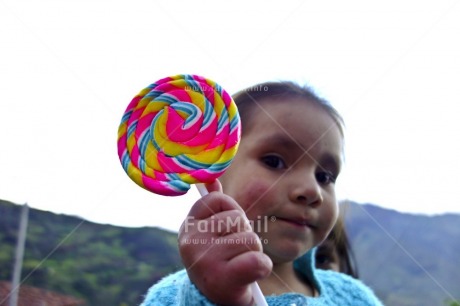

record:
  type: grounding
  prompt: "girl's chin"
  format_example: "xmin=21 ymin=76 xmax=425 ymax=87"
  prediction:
xmin=264 ymin=243 xmax=311 ymax=263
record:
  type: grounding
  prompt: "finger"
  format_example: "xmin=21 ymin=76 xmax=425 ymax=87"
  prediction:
xmin=226 ymin=251 xmax=273 ymax=285
xmin=188 ymin=191 xmax=246 ymax=221
xmin=214 ymin=231 xmax=264 ymax=260
xmin=205 ymin=179 xmax=223 ymax=193
xmin=208 ymin=210 xmax=253 ymax=235
xmin=179 ymin=210 xmax=252 ymax=248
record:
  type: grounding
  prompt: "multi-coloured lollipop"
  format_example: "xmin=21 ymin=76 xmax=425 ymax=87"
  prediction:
xmin=117 ymin=74 xmax=240 ymax=196
xmin=117 ymin=74 xmax=267 ymax=306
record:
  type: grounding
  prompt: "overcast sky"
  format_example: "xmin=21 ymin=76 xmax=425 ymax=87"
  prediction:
xmin=1 ymin=0 xmax=459 ymax=232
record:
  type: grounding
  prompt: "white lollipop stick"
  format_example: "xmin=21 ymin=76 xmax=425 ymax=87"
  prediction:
xmin=250 ymin=282 xmax=268 ymax=306
xmin=196 ymin=183 xmax=268 ymax=306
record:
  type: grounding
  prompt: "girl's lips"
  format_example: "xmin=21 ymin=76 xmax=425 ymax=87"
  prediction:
xmin=275 ymin=217 xmax=314 ymax=228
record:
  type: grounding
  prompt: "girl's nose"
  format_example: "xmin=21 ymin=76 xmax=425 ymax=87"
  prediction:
xmin=290 ymin=172 xmax=323 ymax=207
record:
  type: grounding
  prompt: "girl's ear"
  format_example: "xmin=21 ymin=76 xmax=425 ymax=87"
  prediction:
xmin=205 ymin=179 xmax=223 ymax=193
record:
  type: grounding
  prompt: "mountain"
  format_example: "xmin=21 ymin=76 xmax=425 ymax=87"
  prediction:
xmin=1 ymin=199 xmax=459 ymax=305
xmin=342 ymin=201 xmax=460 ymax=306
xmin=0 ymin=199 xmax=181 ymax=305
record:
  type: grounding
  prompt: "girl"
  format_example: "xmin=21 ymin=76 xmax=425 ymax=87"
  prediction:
xmin=141 ymin=81 xmax=383 ymax=305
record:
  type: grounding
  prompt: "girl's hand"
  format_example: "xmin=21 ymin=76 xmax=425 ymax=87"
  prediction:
xmin=178 ymin=181 xmax=272 ymax=305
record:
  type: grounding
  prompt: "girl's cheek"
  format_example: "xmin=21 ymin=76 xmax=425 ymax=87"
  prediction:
xmin=238 ymin=179 xmax=274 ymax=219
xmin=321 ymin=202 xmax=339 ymax=237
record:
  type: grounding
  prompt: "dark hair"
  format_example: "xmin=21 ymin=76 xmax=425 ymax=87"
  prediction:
xmin=326 ymin=216 xmax=359 ymax=278
xmin=232 ymin=81 xmax=345 ymax=137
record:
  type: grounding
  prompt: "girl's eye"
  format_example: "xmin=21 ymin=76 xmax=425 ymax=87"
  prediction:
xmin=261 ymin=155 xmax=286 ymax=169
xmin=316 ymin=171 xmax=336 ymax=185
xmin=315 ymin=253 xmax=333 ymax=265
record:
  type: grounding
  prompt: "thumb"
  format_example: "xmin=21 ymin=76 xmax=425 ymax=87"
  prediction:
xmin=205 ymin=179 xmax=223 ymax=193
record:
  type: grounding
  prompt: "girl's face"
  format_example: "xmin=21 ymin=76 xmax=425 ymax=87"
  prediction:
xmin=220 ymin=97 xmax=343 ymax=264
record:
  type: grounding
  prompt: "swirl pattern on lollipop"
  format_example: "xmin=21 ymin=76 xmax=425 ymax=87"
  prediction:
xmin=117 ymin=75 xmax=241 ymax=196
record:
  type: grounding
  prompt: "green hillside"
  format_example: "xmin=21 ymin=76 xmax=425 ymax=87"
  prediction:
xmin=0 ymin=199 xmax=181 ymax=305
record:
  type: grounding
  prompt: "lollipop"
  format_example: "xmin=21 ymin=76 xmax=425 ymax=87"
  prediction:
xmin=117 ymin=74 xmax=267 ymax=306
xmin=117 ymin=74 xmax=240 ymax=196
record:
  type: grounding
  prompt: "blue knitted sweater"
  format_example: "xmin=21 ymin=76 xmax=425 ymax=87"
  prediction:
xmin=140 ymin=250 xmax=384 ymax=305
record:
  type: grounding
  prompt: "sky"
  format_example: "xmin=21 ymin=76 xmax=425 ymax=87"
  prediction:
xmin=1 ymin=0 xmax=460 ymax=232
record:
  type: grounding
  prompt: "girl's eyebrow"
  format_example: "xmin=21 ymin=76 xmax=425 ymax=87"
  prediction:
xmin=257 ymin=133 xmax=302 ymax=151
